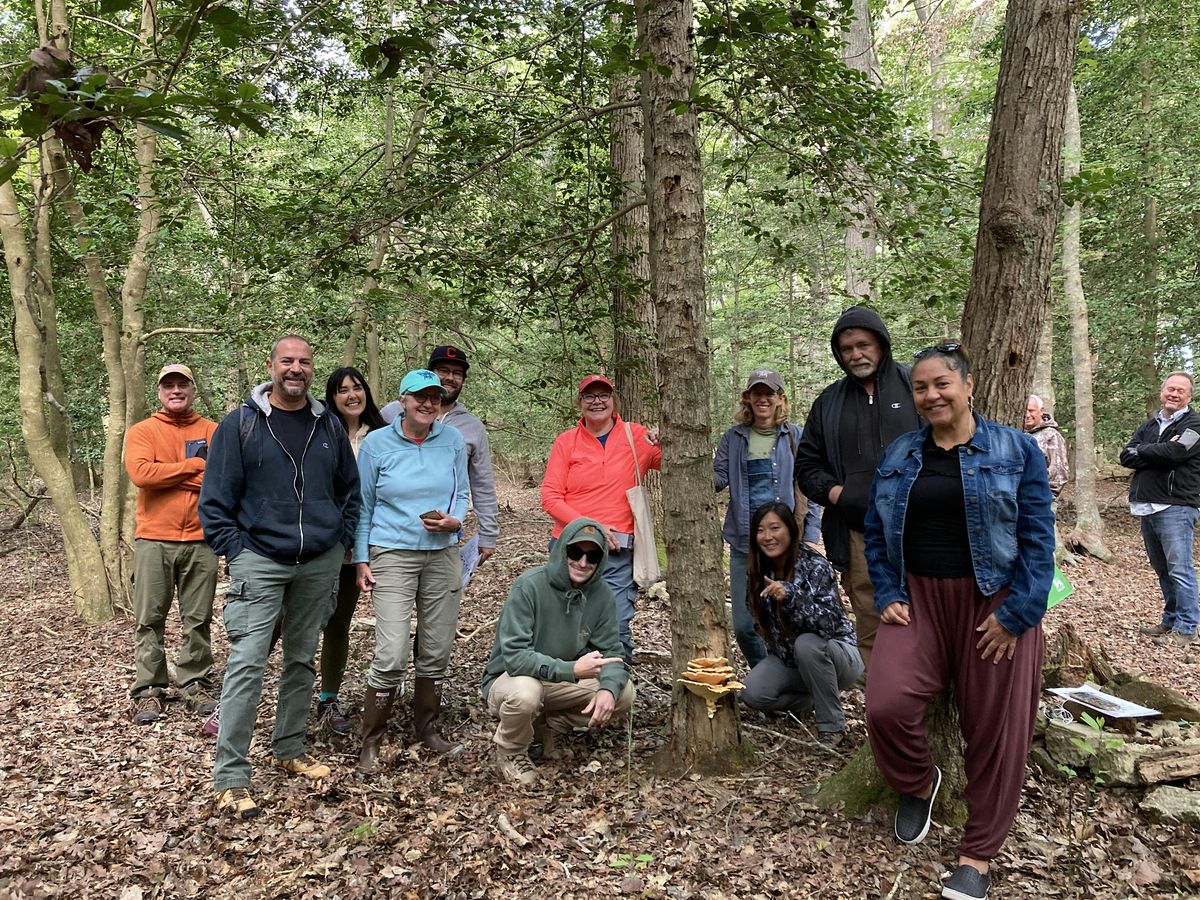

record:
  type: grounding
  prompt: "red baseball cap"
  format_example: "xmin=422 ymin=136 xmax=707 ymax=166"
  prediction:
xmin=577 ymin=374 xmax=614 ymax=394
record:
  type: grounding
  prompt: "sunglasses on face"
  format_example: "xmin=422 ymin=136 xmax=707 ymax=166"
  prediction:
xmin=913 ymin=342 xmax=962 ymax=360
xmin=565 ymin=545 xmax=604 ymax=565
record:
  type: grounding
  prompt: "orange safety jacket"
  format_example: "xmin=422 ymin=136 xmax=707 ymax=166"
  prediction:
xmin=541 ymin=415 xmax=661 ymax=539
xmin=124 ymin=410 xmax=218 ymax=541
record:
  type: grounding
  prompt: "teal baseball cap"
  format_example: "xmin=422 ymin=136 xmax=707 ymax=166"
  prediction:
xmin=399 ymin=369 xmax=448 ymax=397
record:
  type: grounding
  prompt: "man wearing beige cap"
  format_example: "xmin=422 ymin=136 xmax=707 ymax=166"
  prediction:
xmin=124 ymin=363 xmax=219 ymax=725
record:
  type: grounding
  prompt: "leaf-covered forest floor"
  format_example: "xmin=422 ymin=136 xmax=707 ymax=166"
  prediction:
xmin=1 ymin=479 xmax=1198 ymax=899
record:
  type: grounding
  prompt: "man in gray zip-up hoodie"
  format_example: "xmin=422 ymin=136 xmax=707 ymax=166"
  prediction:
xmin=382 ymin=345 xmax=499 ymax=569
xmin=199 ymin=335 xmax=360 ymax=820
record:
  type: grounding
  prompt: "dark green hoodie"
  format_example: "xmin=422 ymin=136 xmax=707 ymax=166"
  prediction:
xmin=481 ymin=517 xmax=629 ymax=702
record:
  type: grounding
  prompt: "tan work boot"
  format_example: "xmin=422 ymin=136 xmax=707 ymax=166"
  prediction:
xmin=272 ymin=752 xmax=331 ymax=779
xmin=496 ymin=747 xmax=539 ymax=788
xmin=357 ymin=686 xmax=397 ymax=776
xmin=533 ymin=720 xmax=573 ymax=762
xmin=215 ymin=787 xmax=260 ymax=819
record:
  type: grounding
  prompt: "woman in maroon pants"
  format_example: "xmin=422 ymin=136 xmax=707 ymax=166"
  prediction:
xmin=862 ymin=344 xmax=1054 ymax=900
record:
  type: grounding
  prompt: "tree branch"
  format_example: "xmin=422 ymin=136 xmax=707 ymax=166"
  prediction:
xmin=139 ymin=326 xmax=220 ymax=343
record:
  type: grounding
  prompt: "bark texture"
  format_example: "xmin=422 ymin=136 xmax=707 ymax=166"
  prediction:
xmin=840 ymin=0 xmax=879 ymax=302
xmin=1061 ymin=83 xmax=1110 ymax=561
xmin=1 ymin=179 xmax=112 ymax=623
xmin=609 ymin=66 xmax=657 ymax=424
xmin=960 ymin=0 xmax=1080 ymax=426
xmin=638 ymin=0 xmax=741 ymax=769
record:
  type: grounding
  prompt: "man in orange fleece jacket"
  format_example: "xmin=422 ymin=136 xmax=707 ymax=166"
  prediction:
xmin=124 ymin=364 xmax=219 ymax=725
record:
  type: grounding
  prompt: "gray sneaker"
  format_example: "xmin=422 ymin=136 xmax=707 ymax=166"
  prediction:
xmin=895 ymin=765 xmax=941 ymax=844
xmin=496 ymin=748 xmax=539 ymax=788
xmin=132 ymin=692 xmax=163 ymax=725
xmin=941 ymin=864 xmax=989 ymax=900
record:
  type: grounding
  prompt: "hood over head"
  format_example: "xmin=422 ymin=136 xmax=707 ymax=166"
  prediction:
xmin=830 ymin=305 xmax=894 ymax=376
xmin=547 ymin=517 xmax=609 ymax=592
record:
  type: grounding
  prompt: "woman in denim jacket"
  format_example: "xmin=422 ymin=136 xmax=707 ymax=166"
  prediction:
xmin=862 ymin=345 xmax=1054 ymax=900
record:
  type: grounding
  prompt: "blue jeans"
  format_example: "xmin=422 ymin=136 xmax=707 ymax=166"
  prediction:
xmin=213 ymin=544 xmax=343 ymax=791
xmin=549 ymin=538 xmax=636 ymax=662
xmin=728 ymin=550 xmax=767 ymax=669
xmin=1140 ymin=506 xmax=1200 ymax=635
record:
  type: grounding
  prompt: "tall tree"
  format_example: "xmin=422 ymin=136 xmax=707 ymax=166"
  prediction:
xmin=841 ymin=0 xmax=880 ymax=302
xmin=1062 ymin=82 xmax=1110 ymax=560
xmin=638 ymin=0 xmax=740 ymax=768
xmin=960 ymin=0 xmax=1081 ymax=424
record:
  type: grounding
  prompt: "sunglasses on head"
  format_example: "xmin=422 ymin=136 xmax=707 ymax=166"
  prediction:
xmin=913 ymin=342 xmax=962 ymax=360
xmin=565 ymin=544 xmax=604 ymax=565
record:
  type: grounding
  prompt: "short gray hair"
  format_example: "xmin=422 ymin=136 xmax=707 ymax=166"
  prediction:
xmin=1163 ymin=371 xmax=1195 ymax=389
xmin=270 ymin=334 xmax=313 ymax=360
xmin=1027 ymin=394 xmax=1044 ymax=411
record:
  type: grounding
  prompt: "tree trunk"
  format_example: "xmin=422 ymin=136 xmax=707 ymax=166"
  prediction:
xmin=0 ymin=179 xmax=113 ymax=623
xmin=1031 ymin=306 xmax=1055 ymax=411
xmin=1061 ymin=83 xmax=1110 ymax=561
xmin=1136 ymin=0 xmax=1159 ymax=413
xmin=638 ymin=0 xmax=742 ymax=771
xmin=960 ymin=0 xmax=1080 ymax=426
xmin=610 ymin=65 xmax=657 ymax=424
xmin=841 ymin=0 xmax=879 ymax=302
xmin=913 ymin=0 xmax=951 ymax=141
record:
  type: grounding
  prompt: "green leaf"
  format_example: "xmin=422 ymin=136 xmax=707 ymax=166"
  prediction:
xmin=140 ymin=118 xmax=188 ymax=142
xmin=206 ymin=7 xmax=240 ymax=26
xmin=0 ymin=158 xmax=18 ymax=187
xmin=17 ymin=108 xmax=46 ymax=138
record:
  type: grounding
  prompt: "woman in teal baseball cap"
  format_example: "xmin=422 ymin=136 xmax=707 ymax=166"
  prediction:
xmin=352 ymin=369 xmax=470 ymax=774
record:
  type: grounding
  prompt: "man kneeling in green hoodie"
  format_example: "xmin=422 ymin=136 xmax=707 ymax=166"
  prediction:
xmin=482 ymin=517 xmax=634 ymax=787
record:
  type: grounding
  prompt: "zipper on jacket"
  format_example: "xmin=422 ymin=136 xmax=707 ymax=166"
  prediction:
xmin=263 ymin=411 xmax=319 ymax=564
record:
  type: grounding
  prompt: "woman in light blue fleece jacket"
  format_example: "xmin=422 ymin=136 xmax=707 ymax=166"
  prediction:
xmin=354 ymin=369 xmax=470 ymax=773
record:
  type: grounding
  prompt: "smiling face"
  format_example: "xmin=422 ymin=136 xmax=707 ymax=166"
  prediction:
xmin=402 ymin=386 xmax=443 ymax=432
xmin=157 ymin=373 xmax=195 ymax=416
xmin=1024 ymin=396 xmax=1042 ymax=430
xmin=432 ymin=362 xmax=467 ymax=405
xmin=334 ymin=374 xmax=366 ymax=422
xmin=1161 ymin=375 xmax=1194 ymax=416
xmin=267 ymin=338 xmax=314 ymax=407
xmin=566 ymin=540 xmax=602 ymax=586
xmin=579 ymin=389 xmax=614 ymax=429
xmin=836 ymin=328 xmax=883 ymax=382
xmin=911 ymin=355 xmax=974 ymax=432
xmin=755 ymin=511 xmax=791 ymax=562
xmin=745 ymin=386 xmax=782 ymax=427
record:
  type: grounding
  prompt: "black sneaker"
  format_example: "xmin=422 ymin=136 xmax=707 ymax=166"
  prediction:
xmin=941 ymin=864 xmax=990 ymax=900
xmin=895 ymin=765 xmax=941 ymax=844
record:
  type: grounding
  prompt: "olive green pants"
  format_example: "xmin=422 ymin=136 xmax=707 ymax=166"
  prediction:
xmin=130 ymin=538 xmax=218 ymax=695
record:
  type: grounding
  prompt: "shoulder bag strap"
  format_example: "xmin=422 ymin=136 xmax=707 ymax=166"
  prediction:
xmin=624 ymin=422 xmax=643 ymax=487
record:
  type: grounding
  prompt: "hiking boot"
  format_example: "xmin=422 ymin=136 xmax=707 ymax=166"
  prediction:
xmin=272 ymin=753 xmax=331 ymax=780
xmin=317 ymin=697 xmax=353 ymax=736
xmin=496 ymin=748 xmax=539 ymax=788
xmin=895 ymin=765 xmax=941 ymax=844
xmin=1152 ymin=630 xmax=1196 ymax=648
xmin=531 ymin=721 xmax=573 ymax=762
xmin=132 ymin=692 xmax=164 ymax=725
xmin=201 ymin=704 xmax=221 ymax=736
xmin=1138 ymin=623 xmax=1170 ymax=637
xmin=817 ymin=730 xmax=845 ymax=747
xmin=182 ymin=681 xmax=219 ymax=716
xmin=941 ymin=864 xmax=990 ymax=900
xmin=215 ymin=787 xmax=260 ymax=820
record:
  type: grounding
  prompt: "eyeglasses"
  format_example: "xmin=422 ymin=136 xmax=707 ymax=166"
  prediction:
xmin=433 ymin=366 xmax=465 ymax=381
xmin=409 ymin=394 xmax=442 ymax=409
xmin=913 ymin=342 xmax=962 ymax=360
xmin=581 ymin=392 xmax=612 ymax=404
xmin=565 ymin=545 xmax=604 ymax=565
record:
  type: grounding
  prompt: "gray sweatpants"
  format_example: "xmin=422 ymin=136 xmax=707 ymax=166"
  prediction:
xmin=740 ymin=633 xmax=863 ymax=733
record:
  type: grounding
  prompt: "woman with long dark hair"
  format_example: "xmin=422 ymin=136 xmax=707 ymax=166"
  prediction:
xmin=864 ymin=344 xmax=1054 ymax=900
xmin=316 ymin=367 xmax=386 ymax=734
xmin=740 ymin=500 xmax=862 ymax=745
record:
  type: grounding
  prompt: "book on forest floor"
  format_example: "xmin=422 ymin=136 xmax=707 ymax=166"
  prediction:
xmin=1047 ymin=683 xmax=1159 ymax=718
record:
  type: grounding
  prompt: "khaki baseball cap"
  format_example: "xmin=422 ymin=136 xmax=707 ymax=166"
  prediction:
xmin=157 ymin=364 xmax=195 ymax=384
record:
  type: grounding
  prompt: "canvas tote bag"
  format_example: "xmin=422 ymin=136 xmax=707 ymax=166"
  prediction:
xmin=624 ymin=423 xmax=661 ymax=588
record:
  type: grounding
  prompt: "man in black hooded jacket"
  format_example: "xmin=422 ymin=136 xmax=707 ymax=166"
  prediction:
xmin=795 ymin=306 xmax=920 ymax=670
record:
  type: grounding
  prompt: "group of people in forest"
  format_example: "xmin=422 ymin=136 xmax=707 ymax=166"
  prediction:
xmin=123 ymin=307 xmax=1200 ymax=900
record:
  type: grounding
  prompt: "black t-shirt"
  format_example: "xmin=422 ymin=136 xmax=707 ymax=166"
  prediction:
xmin=267 ymin=403 xmax=315 ymax=494
xmin=903 ymin=437 xmax=974 ymax=578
